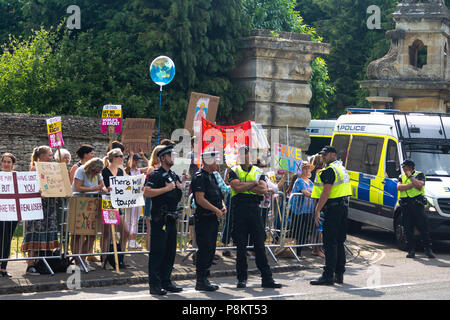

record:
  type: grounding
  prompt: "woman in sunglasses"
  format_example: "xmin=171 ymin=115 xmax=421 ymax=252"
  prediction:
xmin=101 ymin=148 xmax=130 ymax=268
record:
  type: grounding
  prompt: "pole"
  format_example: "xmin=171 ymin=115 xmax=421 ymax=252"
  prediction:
xmin=108 ymin=125 xmax=120 ymax=273
xmin=158 ymin=85 xmax=162 ymax=145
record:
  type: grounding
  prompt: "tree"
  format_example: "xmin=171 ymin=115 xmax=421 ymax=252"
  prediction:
xmin=243 ymin=0 xmax=334 ymax=119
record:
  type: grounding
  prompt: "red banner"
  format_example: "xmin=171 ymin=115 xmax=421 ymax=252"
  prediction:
xmin=197 ymin=118 xmax=252 ymax=166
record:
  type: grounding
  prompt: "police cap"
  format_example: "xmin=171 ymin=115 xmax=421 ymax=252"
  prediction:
xmin=319 ymin=146 xmax=337 ymax=155
xmin=157 ymin=145 xmax=175 ymax=157
xmin=401 ymin=159 xmax=415 ymax=168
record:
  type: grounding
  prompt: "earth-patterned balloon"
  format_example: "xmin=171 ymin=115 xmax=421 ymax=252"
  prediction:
xmin=150 ymin=56 xmax=175 ymax=86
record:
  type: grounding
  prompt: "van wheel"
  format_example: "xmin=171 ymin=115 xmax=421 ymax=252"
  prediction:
xmin=347 ymin=220 xmax=362 ymax=234
xmin=394 ymin=215 xmax=408 ymax=251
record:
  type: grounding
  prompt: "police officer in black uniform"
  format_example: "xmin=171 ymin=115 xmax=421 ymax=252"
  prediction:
xmin=191 ymin=151 xmax=226 ymax=291
xmin=144 ymin=145 xmax=183 ymax=295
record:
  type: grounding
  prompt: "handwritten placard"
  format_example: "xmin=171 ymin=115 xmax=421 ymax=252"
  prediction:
xmin=68 ymin=196 xmax=101 ymax=235
xmin=46 ymin=116 xmax=64 ymax=148
xmin=102 ymin=195 xmax=120 ymax=225
xmin=109 ymin=175 xmax=145 ymax=209
xmin=0 ymin=172 xmax=43 ymax=221
xmin=36 ymin=162 xmax=73 ymax=198
xmin=101 ymin=104 xmax=122 ymax=133
xmin=274 ymin=143 xmax=303 ymax=174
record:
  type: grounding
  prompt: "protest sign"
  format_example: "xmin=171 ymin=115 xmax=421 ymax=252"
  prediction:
xmin=101 ymin=104 xmax=122 ymax=134
xmin=0 ymin=172 xmax=43 ymax=221
xmin=274 ymin=143 xmax=303 ymax=174
xmin=68 ymin=196 xmax=101 ymax=235
xmin=101 ymin=195 xmax=120 ymax=225
xmin=46 ymin=117 xmax=64 ymax=148
xmin=184 ymin=92 xmax=220 ymax=135
xmin=121 ymin=118 xmax=155 ymax=154
xmin=36 ymin=162 xmax=73 ymax=198
xmin=201 ymin=118 xmax=252 ymax=167
xmin=109 ymin=175 xmax=145 ymax=209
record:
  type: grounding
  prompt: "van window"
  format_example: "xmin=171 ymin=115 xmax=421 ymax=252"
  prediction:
xmin=386 ymin=139 xmax=400 ymax=178
xmin=332 ymin=134 xmax=350 ymax=164
xmin=347 ymin=136 xmax=384 ymax=175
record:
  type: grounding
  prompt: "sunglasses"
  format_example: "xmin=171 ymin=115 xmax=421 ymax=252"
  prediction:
xmin=114 ymin=155 xmax=124 ymax=158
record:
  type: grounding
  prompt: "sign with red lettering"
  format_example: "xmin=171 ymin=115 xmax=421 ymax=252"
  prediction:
xmin=0 ymin=172 xmax=43 ymax=221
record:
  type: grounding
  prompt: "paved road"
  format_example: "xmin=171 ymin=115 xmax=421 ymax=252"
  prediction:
xmin=2 ymin=226 xmax=450 ymax=300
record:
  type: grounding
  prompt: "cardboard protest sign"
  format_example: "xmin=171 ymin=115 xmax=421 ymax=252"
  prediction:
xmin=46 ymin=117 xmax=64 ymax=148
xmin=184 ymin=92 xmax=220 ymax=135
xmin=101 ymin=105 xmax=122 ymax=134
xmin=0 ymin=172 xmax=43 ymax=221
xmin=121 ymin=118 xmax=155 ymax=154
xmin=68 ymin=196 xmax=101 ymax=235
xmin=109 ymin=175 xmax=145 ymax=209
xmin=274 ymin=143 xmax=303 ymax=174
xmin=101 ymin=195 xmax=120 ymax=225
xmin=36 ymin=162 xmax=73 ymax=198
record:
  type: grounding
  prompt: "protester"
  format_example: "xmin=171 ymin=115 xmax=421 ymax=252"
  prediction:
xmin=310 ymin=153 xmax=325 ymax=182
xmin=0 ymin=153 xmax=17 ymax=277
xmin=125 ymin=152 xmax=148 ymax=250
xmin=101 ymin=148 xmax=130 ymax=268
xmin=22 ymin=146 xmax=60 ymax=276
xmin=54 ymin=148 xmax=72 ymax=165
xmin=70 ymin=144 xmax=95 ymax=185
xmin=290 ymin=161 xmax=325 ymax=257
xmin=71 ymin=158 xmax=107 ymax=270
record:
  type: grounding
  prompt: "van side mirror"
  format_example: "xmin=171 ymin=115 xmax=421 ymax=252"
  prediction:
xmin=386 ymin=160 xmax=400 ymax=178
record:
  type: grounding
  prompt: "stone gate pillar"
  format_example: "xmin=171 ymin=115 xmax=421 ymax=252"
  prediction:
xmin=230 ymin=29 xmax=330 ymax=151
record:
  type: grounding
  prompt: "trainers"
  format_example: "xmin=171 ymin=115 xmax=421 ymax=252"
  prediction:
xmin=26 ymin=266 xmax=40 ymax=276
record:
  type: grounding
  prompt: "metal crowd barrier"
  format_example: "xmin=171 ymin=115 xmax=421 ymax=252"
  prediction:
xmin=278 ymin=193 xmax=323 ymax=262
xmin=0 ymin=197 xmax=69 ymax=276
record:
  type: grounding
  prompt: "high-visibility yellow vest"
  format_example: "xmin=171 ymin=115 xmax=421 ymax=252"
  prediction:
xmin=399 ymin=171 xmax=425 ymax=198
xmin=230 ymin=165 xmax=264 ymax=197
xmin=311 ymin=161 xmax=352 ymax=199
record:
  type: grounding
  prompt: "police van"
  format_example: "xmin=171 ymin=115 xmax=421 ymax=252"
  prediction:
xmin=331 ymin=108 xmax=450 ymax=249
xmin=306 ymin=119 xmax=336 ymax=156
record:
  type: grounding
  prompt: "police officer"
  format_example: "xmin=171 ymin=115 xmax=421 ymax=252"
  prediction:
xmin=144 ymin=145 xmax=183 ymax=295
xmin=310 ymin=146 xmax=352 ymax=286
xmin=191 ymin=151 xmax=226 ymax=291
xmin=229 ymin=145 xmax=282 ymax=289
xmin=397 ymin=159 xmax=435 ymax=259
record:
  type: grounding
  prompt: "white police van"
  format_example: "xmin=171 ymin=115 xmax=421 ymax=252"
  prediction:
xmin=330 ymin=108 xmax=450 ymax=249
xmin=306 ymin=119 xmax=336 ymax=156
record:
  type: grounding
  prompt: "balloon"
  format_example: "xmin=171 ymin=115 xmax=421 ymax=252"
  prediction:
xmin=150 ymin=56 xmax=175 ymax=86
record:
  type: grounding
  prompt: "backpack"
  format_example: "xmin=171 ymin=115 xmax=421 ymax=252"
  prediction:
xmin=35 ymin=250 xmax=72 ymax=274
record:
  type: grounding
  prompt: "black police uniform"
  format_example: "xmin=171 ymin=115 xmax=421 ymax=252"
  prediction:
xmin=319 ymin=167 xmax=348 ymax=282
xmin=146 ymin=166 xmax=182 ymax=293
xmin=228 ymin=167 xmax=278 ymax=288
xmin=398 ymin=171 xmax=433 ymax=257
xmin=191 ymin=168 xmax=224 ymax=290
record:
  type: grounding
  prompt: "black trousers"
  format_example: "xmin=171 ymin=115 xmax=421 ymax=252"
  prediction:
xmin=322 ymin=203 xmax=347 ymax=279
xmin=195 ymin=215 xmax=218 ymax=281
xmin=402 ymin=201 xmax=432 ymax=250
xmin=232 ymin=202 xmax=272 ymax=282
xmin=0 ymin=221 xmax=18 ymax=270
xmin=148 ymin=218 xmax=177 ymax=288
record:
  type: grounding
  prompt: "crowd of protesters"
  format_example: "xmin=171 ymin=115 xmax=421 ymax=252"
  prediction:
xmin=0 ymin=141 xmax=325 ymax=277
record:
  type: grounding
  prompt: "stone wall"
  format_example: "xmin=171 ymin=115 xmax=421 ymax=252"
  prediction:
xmin=0 ymin=113 xmax=161 ymax=171
xmin=230 ymin=29 xmax=330 ymax=152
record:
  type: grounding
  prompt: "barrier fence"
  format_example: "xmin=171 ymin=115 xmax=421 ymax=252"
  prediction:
xmin=0 ymin=181 xmax=357 ymax=276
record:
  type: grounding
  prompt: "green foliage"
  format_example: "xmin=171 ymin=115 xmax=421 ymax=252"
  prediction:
xmin=0 ymin=0 xmax=250 ymax=133
xmin=296 ymin=0 xmax=399 ymax=117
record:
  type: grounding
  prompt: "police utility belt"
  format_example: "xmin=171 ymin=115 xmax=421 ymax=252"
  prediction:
xmin=324 ymin=196 xmax=349 ymax=210
xmin=399 ymin=195 xmax=427 ymax=207
xmin=161 ymin=206 xmax=183 ymax=222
